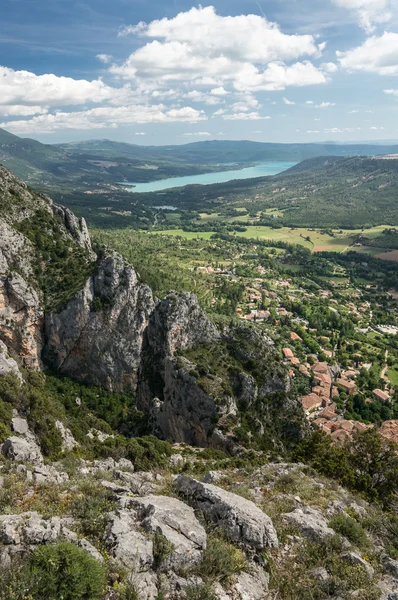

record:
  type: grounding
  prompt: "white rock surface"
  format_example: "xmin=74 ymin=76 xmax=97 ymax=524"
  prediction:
xmin=174 ymin=475 xmax=278 ymax=550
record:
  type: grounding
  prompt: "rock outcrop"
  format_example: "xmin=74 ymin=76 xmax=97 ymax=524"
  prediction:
xmin=131 ymin=494 xmax=207 ymax=570
xmin=174 ymin=475 xmax=279 ymax=550
xmin=44 ymin=253 xmax=155 ymax=391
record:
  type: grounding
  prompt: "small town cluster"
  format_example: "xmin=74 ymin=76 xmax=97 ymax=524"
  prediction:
xmin=193 ymin=241 xmax=398 ymax=446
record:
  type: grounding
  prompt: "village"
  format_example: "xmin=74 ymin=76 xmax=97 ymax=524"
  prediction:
xmin=193 ymin=248 xmax=398 ymax=446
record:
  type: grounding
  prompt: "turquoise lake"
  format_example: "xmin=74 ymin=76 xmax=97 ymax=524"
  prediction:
xmin=122 ymin=161 xmax=296 ymax=193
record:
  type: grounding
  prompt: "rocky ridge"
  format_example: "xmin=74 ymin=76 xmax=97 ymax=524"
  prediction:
xmin=0 ymin=417 xmax=397 ymax=600
xmin=0 ymin=165 xmax=301 ymax=448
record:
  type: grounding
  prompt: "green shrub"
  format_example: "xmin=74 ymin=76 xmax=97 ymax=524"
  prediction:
xmin=329 ymin=515 xmax=369 ymax=549
xmin=28 ymin=542 xmax=106 ymax=600
xmin=153 ymin=530 xmax=175 ymax=570
xmin=185 ymin=584 xmax=218 ymax=600
xmin=70 ymin=482 xmax=114 ymax=542
xmin=0 ymin=543 xmax=106 ymax=600
xmin=196 ymin=535 xmax=246 ymax=584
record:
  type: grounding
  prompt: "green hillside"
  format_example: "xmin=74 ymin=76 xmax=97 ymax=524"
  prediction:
xmin=140 ymin=156 xmax=398 ymax=229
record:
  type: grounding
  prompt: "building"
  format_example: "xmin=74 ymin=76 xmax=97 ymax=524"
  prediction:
xmin=336 ymin=378 xmax=357 ymax=395
xmin=301 ymin=393 xmax=323 ymax=412
xmin=379 ymin=420 xmax=398 ymax=444
xmin=283 ymin=348 xmax=294 ymax=359
xmin=290 ymin=332 xmax=303 ymax=342
xmin=373 ymin=388 xmax=391 ymax=402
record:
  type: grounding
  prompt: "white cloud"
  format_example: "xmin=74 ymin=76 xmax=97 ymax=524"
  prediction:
xmin=182 ymin=131 xmax=211 ymax=136
xmin=324 ymin=127 xmax=355 ymax=133
xmin=315 ymin=101 xmax=336 ymax=108
xmin=306 ymin=130 xmax=320 ymax=133
xmin=283 ymin=97 xmax=295 ymax=105
xmin=331 ymin=0 xmax=393 ymax=32
xmin=233 ymin=61 xmax=327 ymax=92
xmin=306 ymin=100 xmax=314 ymax=104
xmin=97 ymin=54 xmax=113 ymax=64
xmin=184 ymin=90 xmax=224 ymax=105
xmin=112 ymin=6 xmax=326 ymax=92
xmin=210 ymin=87 xmax=229 ymax=96
xmin=135 ymin=132 xmax=146 ymax=135
xmin=222 ymin=112 xmax=271 ymax=120
xmin=0 ymin=105 xmax=206 ymax=134
xmin=321 ymin=62 xmax=339 ymax=72
xmin=369 ymin=125 xmax=385 ymax=129
xmin=384 ymin=89 xmax=398 ymax=97
xmin=0 ymin=105 xmax=48 ymax=116
xmin=337 ymin=32 xmax=398 ymax=75
xmin=0 ymin=66 xmax=118 ymax=107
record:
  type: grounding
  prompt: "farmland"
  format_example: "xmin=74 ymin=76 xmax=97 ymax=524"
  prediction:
xmin=150 ymin=224 xmax=396 ymax=254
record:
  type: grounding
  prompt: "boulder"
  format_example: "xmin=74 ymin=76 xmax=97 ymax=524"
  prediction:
xmin=113 ymin=470 xmax=159 ymax=496
xmin=104 ymin=510 xmax=153 ymax=571
xmin=11 ymin=416 xmax=29 ymax=435
xmin=383 ymin=555 xmax=398 ymax=579
xmin=231 ymin=565 xmax=270 ymax=600
xmin=101 ymin=480 xmax=131 ymax=495
xmin=55 ymin=421 xmax=78 ymax=452
xmin=33 ymin=464 xmax=69 ymax=485
xmin=0 ymin=341 xmax=21 ymax=380
xmin=1 ymin=436 xmax=43 ymax=465
xmin=282 ymin=506 xmax=336 ymax=541
xmin=132 ymin=494 xmax=207 ymax=570
xmin=0 ymin=512 xmax=70 ymax=546
xmin=173 ymin=475 xmax=278 ymax=550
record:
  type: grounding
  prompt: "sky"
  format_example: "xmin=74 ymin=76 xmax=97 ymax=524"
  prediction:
xmin=1 ymin=0 xmax=398 ymax=145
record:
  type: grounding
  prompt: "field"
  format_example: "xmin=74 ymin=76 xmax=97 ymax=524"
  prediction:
xmin=375 ymin=250 xmax=398 ymax=262
xmin=150 ymin=225 xmax=395 ymax=254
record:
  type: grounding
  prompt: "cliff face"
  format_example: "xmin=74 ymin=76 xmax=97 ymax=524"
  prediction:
xmin=0 ymin=166 xmax=94 ymax=369
xmin=0 ymin=165 xmax=305 ymax=449
xmin=44 ymin=253 xmax=155 ymax=392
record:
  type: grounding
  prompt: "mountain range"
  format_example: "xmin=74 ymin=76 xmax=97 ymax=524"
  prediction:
xmin=2 ymin=126 xmax=398 ymax=193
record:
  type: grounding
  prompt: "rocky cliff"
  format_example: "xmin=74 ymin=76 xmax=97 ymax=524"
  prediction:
xmin=0 ymin=164 xmax=304 ymax=449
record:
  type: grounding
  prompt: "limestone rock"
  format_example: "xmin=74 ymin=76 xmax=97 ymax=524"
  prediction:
xmin=114 ymin=471 xmax=160 ymax=497
xmin=128 ymin=571 xmax=158 ymax=600
xmin=0 ymin=512 xmax=70 ymax=546
xmin=132 ymin=494 xmax=207 ymax=570
xmin=231 ymin=565 xmax=270 ymax=600
xmin=383 ymin=555 xmax=398 ymax=579
xmin=282 ymin=506 xmax=336 ymax=541
xmin=101 ymin=480 xmax=131 ymax=495
xmin=32 ymin=464 xmax=69 ymax=485
xmin=11 ymin=416 xmax=29 ymax=435
xmin=44 ymin=253 xmax=155 ymax=392
xmin=55 ymin=421 xmax=78 ymax=452
xmin=0 ymin=341 xmax=21 ymax=380
xmin=0 ymin=272 xmax=43 ymax=370
xmin=51 ymin=204 xmax=95 ymax=258
xmin=86 ymin=428 xmax=114 ymax=443
xmin=174 ymin=475 xmax=278 ymax=550
xmin=104 ymin=510 xmax=153 ymax=571
xmin=77 ymin=538 xmax=104 ymax=562
xmin=1 ymin=436 xmax=43 ymax=465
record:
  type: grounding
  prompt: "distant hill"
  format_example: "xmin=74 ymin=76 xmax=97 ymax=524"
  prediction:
xmin=139 ymin=155 xmax=398 ymax=229
xmin=2 ymin=126 xmax=398 ymax=206
xmin=0 ymin=129 xmax=240 ymax=190
xmin=58 ymin=138 xmax=398 ymax=164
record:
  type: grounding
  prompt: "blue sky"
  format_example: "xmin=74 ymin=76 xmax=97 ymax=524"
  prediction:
xmin=1 ymin=0 xmax=398 ymax=144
